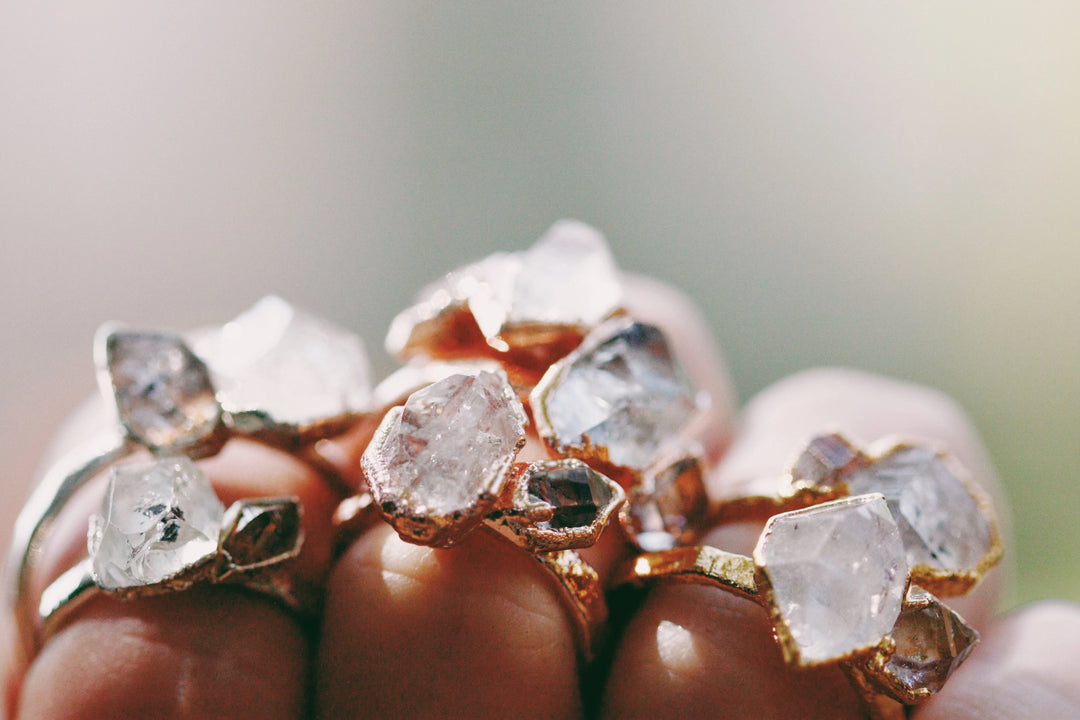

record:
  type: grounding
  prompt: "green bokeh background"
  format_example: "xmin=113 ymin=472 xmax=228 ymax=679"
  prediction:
xmin=1 ymin=3 xmax=1077 ymax=607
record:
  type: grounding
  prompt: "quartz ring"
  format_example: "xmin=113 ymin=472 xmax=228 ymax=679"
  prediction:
xmin=8 ymin=296 xmax=374 ymax=660
xmin=37 ymin=456 xmax=315 ymax=646
xmin=334 ymin=369 xmax=627 ymax=662
xmin=618 ymin=480 xmax=1002 ymax=719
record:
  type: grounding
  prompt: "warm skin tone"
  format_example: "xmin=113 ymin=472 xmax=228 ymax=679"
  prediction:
xmin=4 ymin=278 xmax=1079 ymax=719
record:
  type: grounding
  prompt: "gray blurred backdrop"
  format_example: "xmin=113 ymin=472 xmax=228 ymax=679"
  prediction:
xmin=1 ymin=3 xmax=1077 ymax=606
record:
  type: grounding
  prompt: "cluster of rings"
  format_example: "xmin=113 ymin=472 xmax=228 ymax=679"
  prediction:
xmin=8 ymin=221 xmax=1002 ymax=718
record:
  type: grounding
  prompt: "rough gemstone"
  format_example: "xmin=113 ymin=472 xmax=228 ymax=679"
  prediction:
xmin=102 ymin=330 xmax=220 ymax=450
xmin=842 ymin=445 xmax=994 ymax=576
xmin=526 ymin=461 xmax=615 ymax=531
xmin=89 ymin=456 xmax=225 ymax=590
xmin=880 ymin=586 xmax=979 ymax=696
xmin=535 ymin=320 xmax=698 ymax=470
xmin=221 ymin=499 xmax=302 ymax=568
xmin=363 ymin=371 xmax=527 ymax=541
xmin=756 ymin=494 xmax=908 ymax=665
xmin=628 ymin=453 xmax=708 ymax=551
xmin=195 ymin=296 xmax=372 ymax=433
xmin=468 ymin=220 xmax=622 ymax=344
xmin=790 ymin=433 xmax=864 ymax=487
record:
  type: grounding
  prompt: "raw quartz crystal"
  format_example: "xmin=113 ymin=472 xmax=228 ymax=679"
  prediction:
xmin=386 ymin=220 xmax=622 ymax=357
xmin=756 ymin=494 xmax=908 ymax=666
xmin=363 ymin=371 xmax=527 ymax=543
xmin=89 ymin=456 xmax=225 ymax=590
xmin=195 ymin=295 xmax=372 ymax=434
xmin=525 ymin=461 xmax=615 ymax=532
xmin=102 ymin=329 xmax=221 ymax=450
xmin=840 ymin=445 xmax=995 ymax=579
xmin=535 ymin=320 xmax=699 ymax=470
xmin=628 ymin=453 xmax=708 ymax=551
xmin=878 ymin=586 xmax=979 ymax=697
xmin=467 ymin=220 xmax=622 ymax=348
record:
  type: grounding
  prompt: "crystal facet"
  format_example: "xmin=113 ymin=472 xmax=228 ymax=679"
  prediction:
xmin=628 ymin=453 xmax=708 ymax=551
xmin=89 ymin=457 xmax=225 ymax=590
xmin=842 ymin=445 xmax=994 ymax=578
xmin=195 ymin=296 xmax=372 ymax=435
xmin=363 ymin=371 xmax=527 ymax=544
xmin=102 ymin=330 xmax=221 ymax=450
xmin=221 ymin=498 xmax=302 ymax=568
xmin=756 ymin=495 xmax=908 ymax=666
xmin=880 ymin=586 xmax=979 ymax=697
xmin=526 ymin=461 xmax=615 ymax=531
xmin=534 ymin=320 xmax=699 ymax=470
xmin=468 ymin=220 xmax=621 ymax=345
xmin=791 ymin=433 xmax=864 ymax=487
xmin=386 ymin=220 xmax=622 ymax=360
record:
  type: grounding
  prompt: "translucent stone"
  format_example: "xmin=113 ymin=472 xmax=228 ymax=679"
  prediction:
xmin=195 ymin=296 xmax=372 ymax=433
xmin=843 ymin=446 xmax=994 ymax=576
xmin=536 ymin=320 xmax=698 ymax=470
xmin=791 ymin=433 xmax=863 ymax=486
xmin=89 ymin=457 xmax=225 ymax=590
xmin=526 ymin=461 xmax=615 ymax=531
xmin=629 ymin=453 xmax=708 ymax=551
xmin=365 ymin=371 xmax=527 ymax=534
xmin=102 ymin=330 xmax=220 ymax=449
xmin=221 ymin=499 xmax=302 ymax=568
xmin=468 ymin=220 xmax=622 ymax=343
xmin=881 ymin=586 xmax=979 ymax=695
xmin=757 ymin=495 xmax=907 ymax=665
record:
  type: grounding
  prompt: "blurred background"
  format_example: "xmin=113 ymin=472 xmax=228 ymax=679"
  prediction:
xmin=1 ymin=3 xmax=1076 ymax=606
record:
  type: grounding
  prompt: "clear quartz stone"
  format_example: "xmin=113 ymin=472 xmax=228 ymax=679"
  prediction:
xmin=468 ymin=220 xmax=621 ymax=342
xmin=791 ymin=433 xmax=863 ymax=486
xmin=537 ymin=321 xmax=698 ymax=470
xmin=757 ymin=495 xmax=908 ymax=665
xmin=842 ymin=446 xmax=994 ymax=575
xmin=365 ymin=371 xmax=527 ymax=523
xmin=526 ymin=461 xmax=615 ymax=531
xmin=103 ymin=330 xmax=220 ymax=449
xmin=89 ymin=456 xmax=225 ymax=590
xmin=195 ymin=296 xmax=372 ymax=432
xmin=881 ymin=586 xmax=979 ymax=695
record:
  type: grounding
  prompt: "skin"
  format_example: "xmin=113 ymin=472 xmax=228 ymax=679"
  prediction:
xmin=4 ymin=279 xmax=1080 ymax=720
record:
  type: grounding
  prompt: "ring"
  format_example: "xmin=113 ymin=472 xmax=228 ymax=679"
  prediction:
xmin=336 ymin=221 xmax=723 ymax=658
xmin=712 ymin=432 xmax=1003 ymax=595
xmin=9 ymin=296 xmax=373 ymax=659
xmin=38 ymin=455 xmax=314 ymax=643
xmin=619 ymin=464 xmax=1002 ymax=718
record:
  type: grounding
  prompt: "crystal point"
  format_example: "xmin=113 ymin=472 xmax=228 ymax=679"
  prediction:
xmin=89 ymin=457 xmax=225 ymax=590
xmin=756 ymin=495 xmax=908 ymax=666
xmin=878 ymin=587 xmax=979 ymax=697
xmin=363 ymin=371 xmax=527 ymax=544
xmin=102 ymin=330 xmax=221 ymax=450
xmin=196 ymin=296 xmax=372 ymax=436
xmin=535 ymin=320 xmax=698 ymax=470
xmin=843 ymin=445 xmax=994 ymax=578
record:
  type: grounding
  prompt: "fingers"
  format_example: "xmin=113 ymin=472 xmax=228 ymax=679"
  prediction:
xmin=602 ymin=368 xmax=1007 ymax=719
xmin=315 ymin=277 xmax=739 ymax=719
xmin=914 ymin=602 xmax=1080 ymax=720
xmin=8 ymin=439 xmax=340 ymax=720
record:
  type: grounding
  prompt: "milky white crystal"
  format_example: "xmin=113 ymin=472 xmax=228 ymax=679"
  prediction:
xmin=468 ymin=220 xmax=622 ymax=342
xmin=364 ymin=371 xmax=527 ymax=521
xmin=89 ymin=456 xmax=225 ymax=590
xmin=536 ymin=320 xmax=698 ymax=470
xmin=195 ymin=296 xmax=372 ymax=431
xmin=756 ymin=494 xmax=907 ymax=665
xmin=844 ymin=445 xmax=993 ymax=575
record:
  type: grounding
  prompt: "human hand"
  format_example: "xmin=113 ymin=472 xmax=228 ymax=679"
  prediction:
xmin=4 ymin=275 xmax=1079 ymax=720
